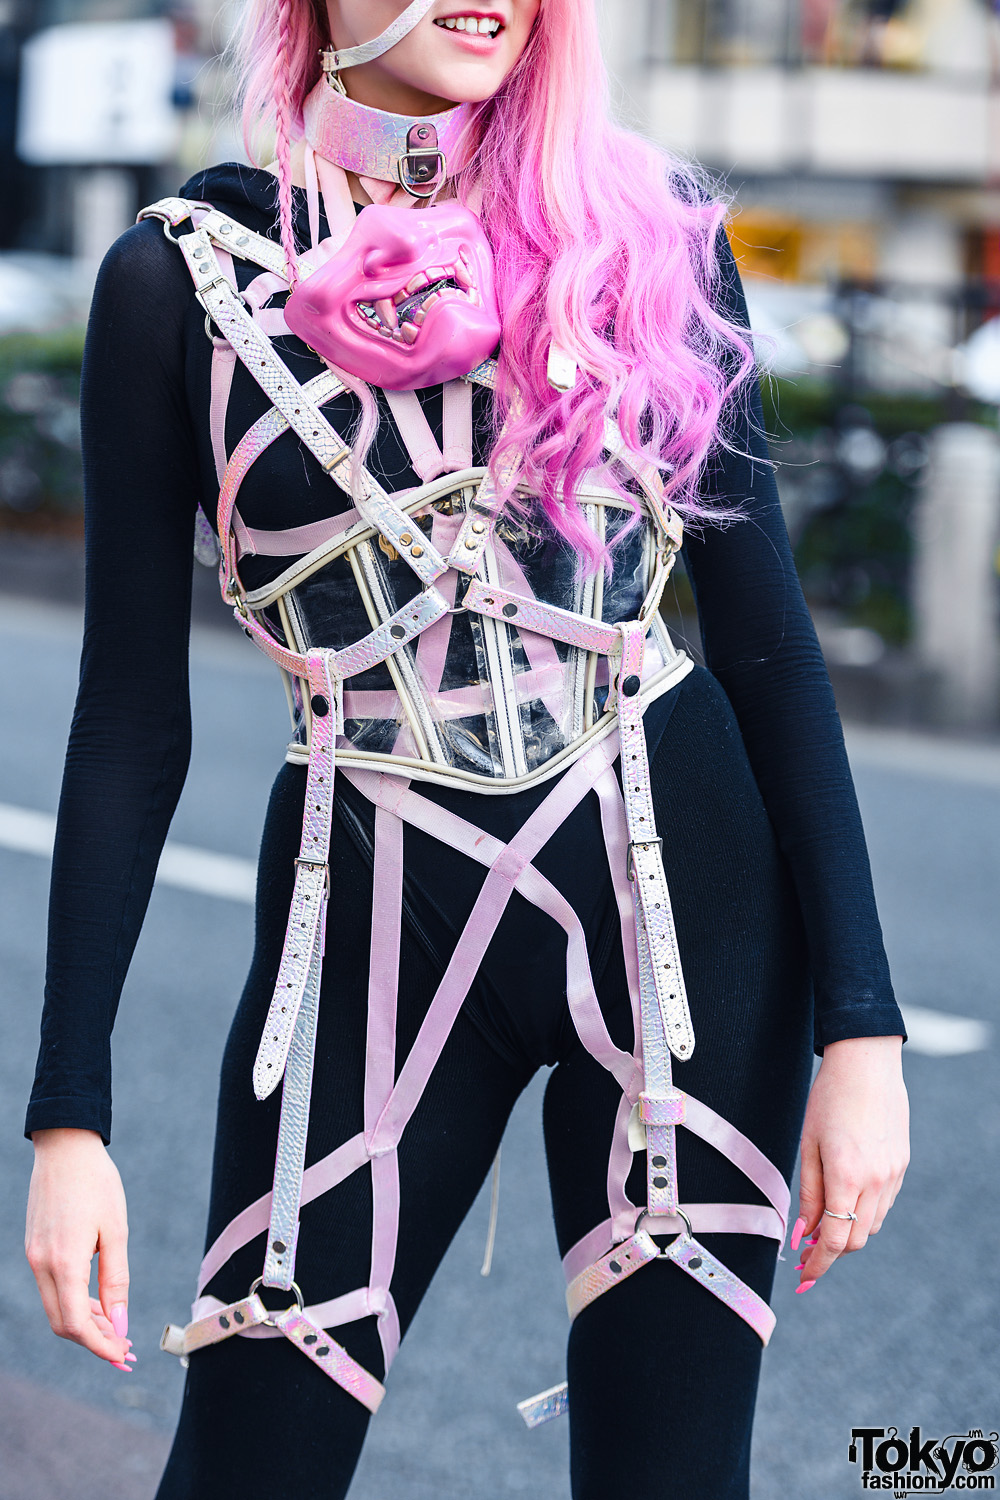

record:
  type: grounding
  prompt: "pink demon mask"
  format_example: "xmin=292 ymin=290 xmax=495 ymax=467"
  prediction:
xmin=284 ymin=201 xmax=500 ymax=392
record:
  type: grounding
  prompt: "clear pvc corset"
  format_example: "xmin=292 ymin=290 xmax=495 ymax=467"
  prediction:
xmin=241 ymin=474 xmax=683 ymax=789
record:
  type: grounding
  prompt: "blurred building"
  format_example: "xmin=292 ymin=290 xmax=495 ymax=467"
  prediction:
xmin=1 ymin=0 xmax=236 ymax=257
xmin=599 ymin=0 xmax=1000 ymax=394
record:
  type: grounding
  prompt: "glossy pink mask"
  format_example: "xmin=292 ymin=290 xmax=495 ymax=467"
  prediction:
xmin=284 ymin=202 xmax=500 ymax=392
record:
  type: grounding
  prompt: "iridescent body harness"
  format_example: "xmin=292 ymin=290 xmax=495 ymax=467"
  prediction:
xmin=152 ymin=18 xmax=791 ymax=1428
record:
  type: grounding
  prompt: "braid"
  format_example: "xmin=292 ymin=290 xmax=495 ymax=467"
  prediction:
xmin=274 ymin=0 xmax=299 ymax=289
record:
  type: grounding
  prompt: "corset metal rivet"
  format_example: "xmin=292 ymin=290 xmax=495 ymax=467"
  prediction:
xmin=390 ymin=624 xmax=406 ymax=640
xmin=502 ymin=603 xmax=518 ymax=617
xmin=311 ymin=695 xmax=330 ymax=717
xmin=411 ymin=545 xmax=424 ymax=557
xmin=400 ymin=532 xmax=413 ymax=544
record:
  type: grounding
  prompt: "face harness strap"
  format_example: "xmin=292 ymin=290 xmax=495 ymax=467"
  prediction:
xmin=320 ymin=0 xmax=439 ymax=75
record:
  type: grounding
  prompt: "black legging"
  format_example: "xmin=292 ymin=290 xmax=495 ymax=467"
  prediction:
xmin=155 ymin=668 xmax=815 ymax=1500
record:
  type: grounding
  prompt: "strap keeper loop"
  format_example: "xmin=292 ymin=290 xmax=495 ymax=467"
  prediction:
xmin=639 ymin=1089 xmax=686 ymax=1126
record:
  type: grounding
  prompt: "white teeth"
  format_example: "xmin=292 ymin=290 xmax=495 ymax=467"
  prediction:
xmin=437 ymin=16 xmax=499 ymax=33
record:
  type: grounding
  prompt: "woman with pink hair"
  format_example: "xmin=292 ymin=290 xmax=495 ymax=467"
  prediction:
xmin=24 ymin=3 xmax=908 ymax=1495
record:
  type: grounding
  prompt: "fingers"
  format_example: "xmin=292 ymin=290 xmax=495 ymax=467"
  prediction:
xmin=25 ymin=1128 xmax=133 ymax=1369
xmin=795 ymin=1132 xmax=825 ymax=1245
xmin=41 ymin=1250 xmax=130 ymax=1365
xmin=97 ymin=1219 xmax=130 ymax=1341
xmin=800 ymin=1189 xmax=877 ymax=1285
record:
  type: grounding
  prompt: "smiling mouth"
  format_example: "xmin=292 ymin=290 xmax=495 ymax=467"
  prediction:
xmin=433 ymin=15 xmax=504 ymax=37
xmin=355 ymin=255 xmax=481 ymax=345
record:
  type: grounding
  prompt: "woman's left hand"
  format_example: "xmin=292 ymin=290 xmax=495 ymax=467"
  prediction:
xmin=790 ymin=1034 xmax=909 ymax=1290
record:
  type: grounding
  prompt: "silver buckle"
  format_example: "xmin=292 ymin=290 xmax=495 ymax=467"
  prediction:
xmin=626 ymin=837 xmax=662 ymax=882
xmin=294 ymin=856 xmax=331 ymax=898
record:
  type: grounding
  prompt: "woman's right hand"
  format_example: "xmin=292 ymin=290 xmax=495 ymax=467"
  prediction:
xmin=25 ymin=1128 xmax=134 ymax=1370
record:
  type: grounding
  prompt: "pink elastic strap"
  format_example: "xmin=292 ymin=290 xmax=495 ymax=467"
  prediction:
xmin=384 ymin=389 xmax=448 ymax=482
xmin=399 ymin=510 xmax=462 ymax=751
xmin=605 ymin=1091 xmax=640 ymax=1244
xmin=197 ymin=1130 xmax=369 ymax=1295
xmin=364 ymin=803 xmax=404 ymax=1140
xmin=492 ymin=537 xmax=572 ymax=731
xmin=681 ymin=1096 xmax=791 ymax=1231
xmin=315 ymin=156 xmax=360 ymax=249
xmin=304 ymin=144 xmax=321 ymax=250
xmin=365 ymin=804 xmax=405 ymax=1370
xmin=442 ymin=378 xmax=474 ymax=470
xmin=231 ymin=503 xmax=361 ymax=560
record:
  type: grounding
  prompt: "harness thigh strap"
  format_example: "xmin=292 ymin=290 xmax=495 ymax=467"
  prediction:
xmin=565 ymin=1231 xmax=776 ymax=1345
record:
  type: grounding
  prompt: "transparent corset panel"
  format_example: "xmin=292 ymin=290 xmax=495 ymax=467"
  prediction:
xmin=260 ymin=490 xmax=675 ymax=780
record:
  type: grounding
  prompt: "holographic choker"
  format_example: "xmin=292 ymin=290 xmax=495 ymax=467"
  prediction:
xmin=302 ymin=78 xmax=474 ymax=192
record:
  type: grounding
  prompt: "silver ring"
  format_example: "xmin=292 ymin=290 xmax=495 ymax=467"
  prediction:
xmin=248 ymin=1277 xmax=305 ymax=1327
xmin=823 ymin=1208 xmax=859 ymax=1222
xmin=635 ymin=1206 xmax=693 ymax=1256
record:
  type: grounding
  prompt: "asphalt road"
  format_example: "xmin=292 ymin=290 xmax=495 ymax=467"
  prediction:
xmin=0 ymin=590 xmax=997 ymax=1499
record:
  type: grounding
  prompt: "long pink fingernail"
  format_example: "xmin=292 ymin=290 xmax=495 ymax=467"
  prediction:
xmin=124 ymin=1353 xmax=137 ymax=1363
xmin=790 ymin=1217 xmax=807 ymax=1251
xmin=795 ymin=1279 xmax=817 ymax=1294
xmin=794 ymin=1262 xmax=804 ymax=1270
xmin=110 ymin=1305 xmax=128 ymax=1339
xmin=111 ymin=1361 xmax=133 ymax=1372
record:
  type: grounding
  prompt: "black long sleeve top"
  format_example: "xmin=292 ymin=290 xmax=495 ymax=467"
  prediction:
xmin=24 ymin=164 xmax=905 ymax=1144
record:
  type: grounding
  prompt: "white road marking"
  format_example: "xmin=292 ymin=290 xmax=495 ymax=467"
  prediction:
xmin=898 ymin=1003 xmax=991 ymax=1057
xmin=0 ymin=802 xmax=256 ymax=904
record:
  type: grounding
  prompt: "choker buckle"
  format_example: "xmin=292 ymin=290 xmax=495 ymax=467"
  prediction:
xmin=398 ymin=124 xmax=446 ymax=199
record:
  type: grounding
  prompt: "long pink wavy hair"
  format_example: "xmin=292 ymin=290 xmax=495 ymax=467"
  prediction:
xmin=231 ymin=0 xmax=754 ymax=571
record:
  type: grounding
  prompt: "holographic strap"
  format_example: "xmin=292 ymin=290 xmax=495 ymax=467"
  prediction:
xmin=161 ymin=1293 xmax=270 ymax=1356
xmin=616 ymin=619 xmax=696 ymax=1061
xmin=162 ymin=1294 xmax=385 ymax=1413
xmin=564 ymin=1224 xmax=775 ymax=1345
xmin=252 ymin=651 xmax=338 ymax=1104
xmin=319 ymin=0 xmax=438 ymax=74
xmin=178 ymin=228 xmax=453 ymax=592
xmin=517 ymin=1383 xmax=570 ymax=1429
xmin=463 ymin=577 xmax=621 ymax=655
xmin=275 ymin=1306 xmax=386 ymax=1412
xmin=565 ymin=1231 xmax=661 ymax=1320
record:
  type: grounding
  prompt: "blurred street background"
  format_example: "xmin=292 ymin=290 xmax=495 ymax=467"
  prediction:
xmin=0 ymin=1 xmax=998 ymax=1496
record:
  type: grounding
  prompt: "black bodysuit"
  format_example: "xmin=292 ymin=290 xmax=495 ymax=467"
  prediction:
xmin=26 ymin=166 xmax=905 ymax=1500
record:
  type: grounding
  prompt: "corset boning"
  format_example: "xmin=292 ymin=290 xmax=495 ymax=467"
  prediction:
xmin=242 ymin=474 xmax=687 ymax=789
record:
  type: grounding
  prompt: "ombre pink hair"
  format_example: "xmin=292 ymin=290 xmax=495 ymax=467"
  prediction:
xmin=230 ymin=0 xmax=754 ymax=572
